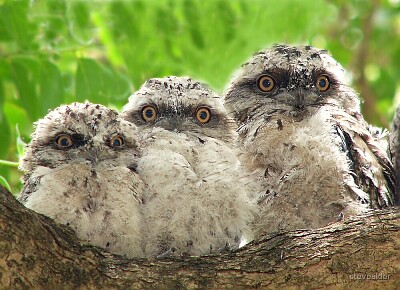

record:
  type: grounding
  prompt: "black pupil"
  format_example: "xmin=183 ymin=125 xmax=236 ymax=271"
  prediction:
xmin=145 ymin=108 xmax=154 ymax=118
xmin=199 ymin=111 xmax=208 ymax=120
xmin=60 ymin=138 xmax=70 ymax=147
xmin=262 ymin=78 xmax=271 ymax=88
xmin=113 ymin=138 xmax=121 ymax=146
xmin=319 ymin=78 xmax=326 ymax=88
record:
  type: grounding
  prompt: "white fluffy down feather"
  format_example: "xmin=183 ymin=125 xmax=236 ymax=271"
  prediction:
xmin=122 ymin=76 xmax=257 ymax=257
xmin=19 ymin=103 xmax=145 ymax=257
xmin=224 ymin=44 xmax=395 ymax=236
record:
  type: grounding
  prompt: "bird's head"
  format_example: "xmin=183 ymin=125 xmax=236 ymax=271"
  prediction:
xmin=20 ymin=102 xmax=140 ymax=172
xmin=224 ymin=44 xmax=360 ymax=123
xmin=122 ymin=76 xmax=237 ymax=144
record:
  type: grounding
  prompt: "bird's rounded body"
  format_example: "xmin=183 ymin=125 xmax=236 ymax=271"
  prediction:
xmin=225 ymin=44 xmax=395 ymax=235
xmin=19 ymin=103 xmax=144 ymax=257
xmin=123 ymin=76 xmax=256 ymax=257
xmin=239 ymin=106 xmax=367 ymax=232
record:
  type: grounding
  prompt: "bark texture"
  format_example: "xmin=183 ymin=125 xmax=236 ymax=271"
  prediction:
xmin=1 ymin=184 xmax=399 ymax=289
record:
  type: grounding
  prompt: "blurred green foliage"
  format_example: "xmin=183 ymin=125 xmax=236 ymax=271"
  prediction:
xmin=0 ymin=0 xmax=399 ymax=193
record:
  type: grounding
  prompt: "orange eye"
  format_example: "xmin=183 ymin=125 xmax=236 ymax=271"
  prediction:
xmin=316 ymin=75 xmax=331 ymax=92
xmin=196 ymin=107 xmax=211 ymax=124
xmin=110 ymin=135 xmax=124 ymax=148
xmin=257 ymin=75 xmax=275 ymax=92
xmin=142 ymin=105 xmax=157 ymax=122
xmin=55 ymin=134 xmax=74 ymax=149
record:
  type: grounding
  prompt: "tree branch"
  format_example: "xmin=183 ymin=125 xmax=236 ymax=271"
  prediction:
xmin=1 ymin=184 xmax=399 ymax=289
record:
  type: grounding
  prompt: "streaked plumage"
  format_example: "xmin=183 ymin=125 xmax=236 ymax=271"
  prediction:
xmin=19 ymin=102 xmax=145 ymax=257
xmin=224 ymin=44 xmax=396 ymax=235
xmin=390 ymin=106 xmax=400 ymax=202
xmin=122 ymin=76 xmax=256 ymax=257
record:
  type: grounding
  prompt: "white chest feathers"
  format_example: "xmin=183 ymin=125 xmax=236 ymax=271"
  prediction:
xmin=239 ymin=109 xmax=369 ymax=234
xmin=137 ymin=127 xmax=256 ymax=257
xmin=23 ymin=160 xmax=145 ymax=257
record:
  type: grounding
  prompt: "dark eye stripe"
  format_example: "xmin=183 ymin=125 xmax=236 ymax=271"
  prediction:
xmin=53 ymin=133 xmax=86 ymax=150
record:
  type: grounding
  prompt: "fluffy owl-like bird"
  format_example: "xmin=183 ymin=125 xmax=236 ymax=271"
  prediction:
xmin=122 ymin=76 xmax=256 ymax=257
xmin=224 ymin=44 xmax=396 ymax=235
xmin=19 ymin=102 xmax=145 ymax=257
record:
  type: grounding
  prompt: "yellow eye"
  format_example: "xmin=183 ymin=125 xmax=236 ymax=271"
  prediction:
xmin=257 ymin=75 xmax=275 ymax=92
xmin=316 ymin=75 xmax=331 ymax=92
xmin=196 ymin=107 xmax=212 ymax=124
xmin=142 ymin=105 xmax=157 ymax=122
xmin=110 ymin=135 xmax=124 ymax=148
xmin=55 ymin=134 xmax=73 ymax=149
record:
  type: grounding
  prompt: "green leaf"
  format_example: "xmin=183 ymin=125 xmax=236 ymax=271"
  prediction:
xmin=0 ymin=116 xmax=11 ymax=160
xmin=0 ymin=0 xmax=35 ymax=49
xmin=216 ymin=0 xmax=237 ymax=42
xmin=0 ymin=61 xmax=11 ymax=160
xmin=75 ymin=58 xmax=131 ymax=105
xmin=3 ymin=102 xmax=32 ymax=142
xmin=109 ymin=1 xmax=143 ymax=39
xmin=67 ymin=1 xmax=94 ymax=43
xmin=39 ymin=60 xmax=65 ymax=115
xmin=47 ymin=0 xmax=67 ymax=15
xmin=92 ymin=12 xmax=124 ymax=67
xmin=8 ymin=57 xmax=64 ymax=123
xmin=183 ymin=0 xmax=205 ymax=49
xmin=8 ymin=56 xmax=40 ymax=122
xmin=154 ymin=5 xmax=182 ymax=62
xmin=43 ymin=7 xmax=68 ymax=45
xmin=0 ymin=160 xmax=19 ymax=167
xmin=15 ymin=124 xmax=26 ymax=160
xmin=0 ymin=175 xmax=12 ymax=193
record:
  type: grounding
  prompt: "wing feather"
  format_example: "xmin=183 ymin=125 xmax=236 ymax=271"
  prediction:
xmin=331 ymin=108 xmax=396 ymax=208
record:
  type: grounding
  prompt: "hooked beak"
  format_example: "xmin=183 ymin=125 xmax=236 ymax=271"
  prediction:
xmin=156 ymin=116 xmax=184 ymax=131
xmin=75 ymin=144 xmax=101 ymax=163
xmin=292 ymin=89 xmax=307 ymax=109
xmin=84 ymin=148 xmax=100 ymax=163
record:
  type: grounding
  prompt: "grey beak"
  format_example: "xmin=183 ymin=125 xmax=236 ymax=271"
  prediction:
xmin=291 ymin=89 xmax=307 ymax=109
xmin=80 ymin=146 xmax=100 ymax=163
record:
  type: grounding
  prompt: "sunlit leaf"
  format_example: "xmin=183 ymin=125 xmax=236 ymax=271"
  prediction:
xmin=182 ymin=0 xmax=205 ymax=49
xmin=0 ymin=175 xmax=12 ymax=193
xmin=39 ymin=60 xmax=65 ymax=114
xmin=92 ymin=12 xmax=124 ymax=67
xmin=75 ymin=58 xmax=131 ymax=105
xmin=216 ymin=0 xmax=237 ymax=42
xmin=67 ymin=1 xmax=94 ymax=44
xmin=109 ymin=1 xmax=141 ymax=39
xmin=15 ymin=124 xmax=26 ymax=160
xmin=0 ymin=160 xmax=19 ymax=167
xmin=0 ymin=117 xmax=11 ymax=160
xmin=43 ymin=15 xmax=68 ymax=45
xmin=8 ymin=56 xmax=40 ymax=122
xmin=0 ymin=65 xmax=11 ymax=160
xmin=3 ymin=102 xmax=32 ymax=141
xmin=0 ymin=0 xmax=35 ymax=49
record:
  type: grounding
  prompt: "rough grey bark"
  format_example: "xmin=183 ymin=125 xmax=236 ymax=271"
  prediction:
xmin=1 ymin=184 xmax=399 ymax=289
